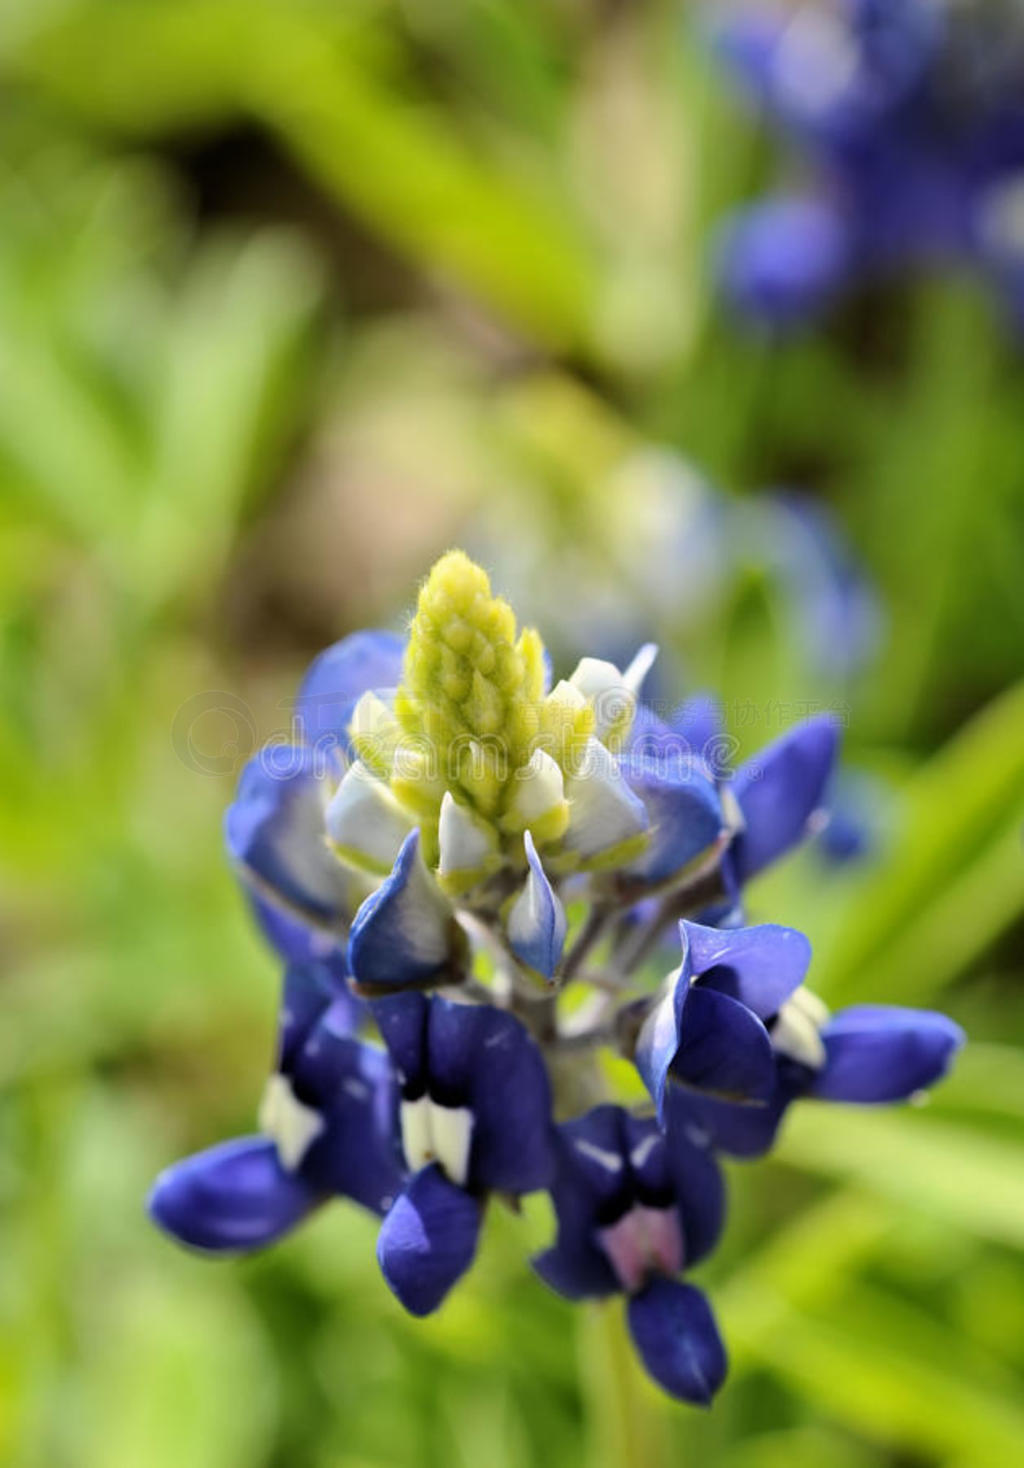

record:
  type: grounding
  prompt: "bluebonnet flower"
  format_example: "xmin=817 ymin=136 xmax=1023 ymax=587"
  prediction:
xmin=534 ymin=1106 xmax=727 ymax=1404
xmin=714 ymin=0 xmax=1024 ymax=332
xmin=149 ymin=963 xmax=400 ymax=1251
xmin=372 ymin=991 xmax=554 ymax=1314
xmin=149 ymin=549 xmax=961 ymax=1407
xmin=663 ymin=984 xmax=964 ymax=1159
xmin=635 ymin=919 xmax=813 ymax=1116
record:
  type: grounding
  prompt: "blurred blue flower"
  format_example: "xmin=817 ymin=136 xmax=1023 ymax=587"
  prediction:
xmin=715 ymin=0 xmax=1024 ymax=330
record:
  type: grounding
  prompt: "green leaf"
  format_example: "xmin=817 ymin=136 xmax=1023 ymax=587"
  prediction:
xmin=812 ymin=677 xmax=1024 ymax=1004
xmin=774 ymin=1104 xmax=1024 ymax=1249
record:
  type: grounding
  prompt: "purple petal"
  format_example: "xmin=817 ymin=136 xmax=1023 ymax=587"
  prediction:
xmin=376 ymin=1165 xmax=482 ymax=1316
xmin=626 ymin=1279 xmax=728 ymax=1405
xmin=148 ymin=1137 xmax=320 ymax=1254
xmin=812 ymin=1005 xmax=965 ymax=1103
xmin=294 ymin=630 xmax=405 ymax=757
xmin=730 ymin=714 xmax=842 ymax=882
xmin=225 ymin=746 xmax=348 ymax=923
xmin=347 ymin=830 xmax=460 ymax=992
xmin=684 ymin=919 xmax=811 ymax=1019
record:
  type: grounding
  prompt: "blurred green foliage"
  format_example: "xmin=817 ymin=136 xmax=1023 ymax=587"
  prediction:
xmin=0 ymin=2 xmax=1022 ymax=1466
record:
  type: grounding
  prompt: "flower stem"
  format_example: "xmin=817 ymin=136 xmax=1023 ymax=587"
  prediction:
xmin=579 ymin=1301 xmax=667 ymax=1468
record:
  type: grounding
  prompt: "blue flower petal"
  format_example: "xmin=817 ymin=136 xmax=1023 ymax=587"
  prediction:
xmin=730 ymin=714 xmax=841 ymax=882
xmin=225 ymin=746 xmax=348 ymax=924
xmin=507 ymin=832 xmax=566 ymax=980
xmin=637 ymin=978 xmax=776 ymax=1117
xmin=647 ymin=1113 xmax=726 ymax=1266
xmin=460 ymin=1005 xmax=555 ymax=1196
xmin=250 ymin=894 xmax=349 ymax=974
xmin=622 ymin=755 xmax=724 ymax=887
xmin=376 ymin=1164 xmax=482 ymax=1316
xmin=294 ymin=629 xmax=405 ymax=757
xmin=348 ymin=830 xmax=459 ymax=992
xmin=148 ymin=1137 xmax=320 ymax=1254
xmin=277 ymin=960 xmax=354 ymax=1074
xmin=684 ymin=919 xmax=811 ymax=1019
xmin=671 ymin=695 xmax=726 ymax=771
xmin=371 ymin=991 xmax=430 ymax=1095
xmin=531 ymin=1107 xmax=628 ymax=1302
xmin=626 ymin=1279 xmax=728 ymax=1406
xmin=664 ymin=1065 xmax=803 ymax=1160
xmin=296 ymin=1022 xmax=403 ymax=1214
xmin=812 ymin=1005 xmax=965 ymax=1103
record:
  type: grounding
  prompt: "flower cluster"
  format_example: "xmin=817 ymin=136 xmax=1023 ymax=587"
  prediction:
xmin=714 ymin=0 xmax=1024 ymax=331
xmin=149 ymin=551 xmax=962 ymax=1405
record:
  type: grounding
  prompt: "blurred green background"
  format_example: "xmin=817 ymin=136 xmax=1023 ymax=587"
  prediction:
xmin=2 ymin=3 xmax=1023 ymax=1466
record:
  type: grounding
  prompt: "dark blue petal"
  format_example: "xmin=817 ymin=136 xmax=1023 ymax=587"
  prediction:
xmin=461 ymin=1005 xmax=555 ymax=1196
xmin=637 ymin=979 xmax=775 ymax=1117
xmin=148 ymin=1137 xmax=319 ymax=1255
xmin=653 ymin=1114 xmax=726 ymax=1265
xmin=347 ymin=830 xmax=460 ymax=992
xmin=669 ymin=985 xmax=776 ymax=1103
xmin=225 ymin=746 xmax=348 ymax=923
xmin=532 ymin=1238 xmax=619 ymax=1302
xmin=684 ymin=920 xmax=811 ymax=1020
xmin=812 ymin=1005 xmax=965 ymax=1103
xmin=531 ymin=1108 xmax=626 ymax=1302
xmin=282 ymin=999 xmax=402 ymax=1215
xmin=294 ymin=629 xmax=405 ymax=757
xmin=376 ymin=1165 xmax=482 ymax=1316
xmin=626 ymin=1279 xmax=728 ymax=1406
xmin=371 ymin=991 xmax=430 ymax=1095
xmin=277 ymin=960 xmax=354 ymax=1074
xmin=554 ymin=1105 xmax=632 ymax=1214
xmin=664 ymin=1065 xmax=803 ymax=1160
xmin=405 ymin=997 xmax=554 ymax=1194
xmin=730 ymin=714 xmax=842 ymax=882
